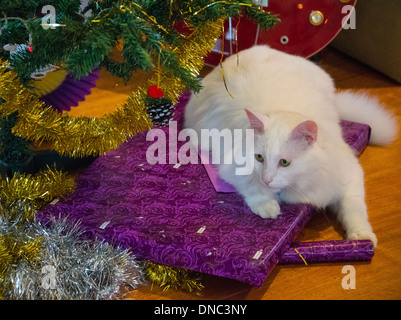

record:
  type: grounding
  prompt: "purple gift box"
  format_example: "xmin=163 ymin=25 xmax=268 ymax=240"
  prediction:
xmin=279 ymin=240 xmax=374 ymax=264
xmin=39 ymin=92 xmax=372 ymax=286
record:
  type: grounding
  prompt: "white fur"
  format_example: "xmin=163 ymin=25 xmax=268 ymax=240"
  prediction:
xmin=335 ymin=91 xmax=398 ymax=145
xmin=184 ymin=46 xmax=398 ymax=247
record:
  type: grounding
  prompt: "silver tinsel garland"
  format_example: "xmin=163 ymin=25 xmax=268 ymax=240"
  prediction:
xmin=0 ymin=216 xmax=143 ymax=299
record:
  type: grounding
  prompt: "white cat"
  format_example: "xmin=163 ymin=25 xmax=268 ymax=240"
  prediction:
xmin=184 ymin=46 xmax=398 ymax=248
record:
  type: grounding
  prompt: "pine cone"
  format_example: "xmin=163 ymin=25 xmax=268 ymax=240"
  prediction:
xmin=146 ymin=98 xmax=175 ymax=127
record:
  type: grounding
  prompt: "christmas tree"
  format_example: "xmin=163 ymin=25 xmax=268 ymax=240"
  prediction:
xmin=0 ymin=0 xmax=279 ymax=169
xmin=1 ymin=0 xmax=279 ymax=87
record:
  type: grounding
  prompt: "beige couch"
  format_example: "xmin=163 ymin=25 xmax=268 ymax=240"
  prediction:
xmin=331 ymin=0 xmax=401 ymax=83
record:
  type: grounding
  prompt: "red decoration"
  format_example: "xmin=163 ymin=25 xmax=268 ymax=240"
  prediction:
xmin=28 ymin=46 xmax=33 ymax=52
xmin=147 ymin=85 xmax=164 ymax=99
xmin=205 ymin=0 xmax=357 ymax=66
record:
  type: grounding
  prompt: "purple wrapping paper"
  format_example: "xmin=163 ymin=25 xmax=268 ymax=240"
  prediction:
xmin=340 ymin=120 xmax=371 ymax=158
xmin=279 ymin=240 xmax=374 ymax=264
xmin=38 ymin=92 xmax=372 ymax=286
xmin=199 ymin=152 xmax=237 ymax=193
xmin=40 ymin=69 xmax=100 ymax=112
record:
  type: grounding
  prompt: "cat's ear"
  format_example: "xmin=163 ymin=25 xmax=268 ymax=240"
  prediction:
xmin=290 ymin=120 xmax=318 ymax=146
xmin=245 ymin=109 xmax=265 ymax=134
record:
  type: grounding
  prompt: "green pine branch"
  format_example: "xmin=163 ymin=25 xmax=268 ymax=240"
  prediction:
xmin=1 ymin=0 xmax=280 ymax=90
xmin=0 ymin=113 xmax=32 ymax=165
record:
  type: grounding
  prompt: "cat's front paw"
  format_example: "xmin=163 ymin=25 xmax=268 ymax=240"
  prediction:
xmin=249 ymin=199 xmax=281 ymax=219
xmin=346 ymin=230 xmax=378 ymax=248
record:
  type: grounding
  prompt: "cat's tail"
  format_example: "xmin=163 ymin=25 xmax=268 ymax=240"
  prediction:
xmin=335 ymin=90 xmax=398 ymax=145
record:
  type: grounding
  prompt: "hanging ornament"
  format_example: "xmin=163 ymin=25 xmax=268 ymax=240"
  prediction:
xmin=3 ymin=43 xmax=30 ymax=58
xmin=147 ymin=84 xmax=164 ymax=99
xmin=145 ymin=85 xmax=174 ymax=127
xmin=146 ymin=96 xmax=175 ymax=127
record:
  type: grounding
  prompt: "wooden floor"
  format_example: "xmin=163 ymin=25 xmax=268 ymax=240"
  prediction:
xmin=67 ymin=47 xmax=401 ymax=300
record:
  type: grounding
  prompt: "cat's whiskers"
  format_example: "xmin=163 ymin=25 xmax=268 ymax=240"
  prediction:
xmin=282 ymin=185 xmax=309 ymax=203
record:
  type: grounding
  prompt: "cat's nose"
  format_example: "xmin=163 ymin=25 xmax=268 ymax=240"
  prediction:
xmin=263 ymin=177 xmax=273 ymax=186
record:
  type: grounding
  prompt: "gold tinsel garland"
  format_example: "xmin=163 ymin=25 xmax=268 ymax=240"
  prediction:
xmin=144 ymin=262 xmax=204 ymax=293
xmin=0 ymin=20 xmax=223 ymax=158
xmin=0 ymin=168 xmax=75 ymax=223
xmin=0 ymin=234 xmax=42 ymax=288
xmin=0 ymin=62 xmax=152 ymax=158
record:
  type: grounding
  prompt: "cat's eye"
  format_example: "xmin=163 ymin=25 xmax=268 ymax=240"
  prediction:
xmin=279 ymin=158 xmax=291 ymax=167
xmin=255 ymin=154 xmax=264 ymax=162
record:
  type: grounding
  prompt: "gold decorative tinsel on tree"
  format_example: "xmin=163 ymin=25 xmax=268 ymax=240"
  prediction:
xmin=0 ymin=19 xmax=222 ymax=158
